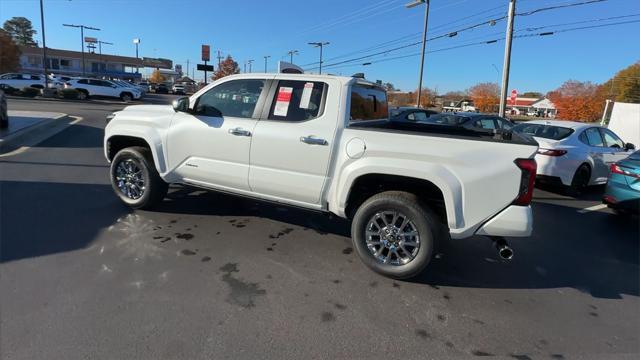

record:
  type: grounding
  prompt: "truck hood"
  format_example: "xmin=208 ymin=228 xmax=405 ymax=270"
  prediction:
xmin=121 ymin=104 xmax=174 ymax=115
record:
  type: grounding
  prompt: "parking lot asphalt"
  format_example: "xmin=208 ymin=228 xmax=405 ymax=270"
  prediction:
xmin=1 ymin=97 xmax=638 ymax=359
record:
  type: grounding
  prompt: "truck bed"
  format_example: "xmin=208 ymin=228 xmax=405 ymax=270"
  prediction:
xmin=349 ymin=120 xmax=537 ymax=146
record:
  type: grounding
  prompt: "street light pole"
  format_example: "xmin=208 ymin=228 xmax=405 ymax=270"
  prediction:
xmin=133 ymin=38 xmax=141 ymax=73
xmin=247 ymin=59 xmax=254 ymax=73
xmin=39 ymin=0 xmax=48 ymax=89
xmin=263 ymin=55 xmax=270 ymax=72
xmin=97 ymin=41 xmax=113 ymax=74
xmin=406 ymin=0 xmax=430 ymax=108
xmin=287 ymin=49 xmax=299 ymax=64
xmin=499 ymin=0 xmax=516 ymax=117
xmin=63 ymin=23 xmax=100 ymax=76
xmin=308 ymin=42 xmax=329 ymax=74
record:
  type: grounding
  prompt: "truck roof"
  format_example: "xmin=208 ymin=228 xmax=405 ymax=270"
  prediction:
xmin=217 ymin=72 xmax=382 ymax=88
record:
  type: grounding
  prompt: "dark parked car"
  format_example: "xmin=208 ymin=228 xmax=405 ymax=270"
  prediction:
xmin=425 ymin=112 xmax=515 ymax=132
xmin=390 ymin=106 xmax=439 ymax=122
xmin=0 ymin=88 xmax=7 ymax=128
xmin=155 ymin=83 xmax=169 ymax=94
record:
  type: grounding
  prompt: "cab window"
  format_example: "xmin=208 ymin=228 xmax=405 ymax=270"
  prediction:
xmin=268 ymin=80 xmax=326 ymax=121
xmin=195 ymin=79 xmax=265 ymax=118
xmin=349 ymin=85 xmax=388 ymax=122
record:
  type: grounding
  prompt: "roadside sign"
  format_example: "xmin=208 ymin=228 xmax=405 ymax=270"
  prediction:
xmin=510 ymin=89 xmax=518 ymax=103
xmin=197 ymin=64 xmax=214 ymax=71
xmin=84 ymin=37 xmax=97 ymax=43
xmin=202 ymin=45 xmax=210 ymax=61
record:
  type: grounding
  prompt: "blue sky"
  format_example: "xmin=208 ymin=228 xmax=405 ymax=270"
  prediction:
xmin=1 ymin=0 xmax=638 ymax=93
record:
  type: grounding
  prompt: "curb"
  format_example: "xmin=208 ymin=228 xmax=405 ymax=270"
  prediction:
xmin=0 ymin=114 xmax=73 ymax=154
xmin=6 ymin=95 xmax=138 ymax=106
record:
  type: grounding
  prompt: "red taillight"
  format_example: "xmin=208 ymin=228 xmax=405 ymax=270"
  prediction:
xmin=537 ymin=148 xmax=567 ymax=156
xmin=513 ymin=158 xmax=537 ymax=206
xmin=611 ymin=164 xmax=640 ymax=179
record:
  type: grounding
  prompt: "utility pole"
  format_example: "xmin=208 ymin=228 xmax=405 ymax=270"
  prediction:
xmin=263 ymin=55 xmax=270 ymax=72
xmin=186 ymin=59 xmax=189 ymax=78
xmin=243 ymin=61 xmax=246 ymax=73
xmin=39 ymin=0 xmax=48 ymax=89
xmin=97 ymin=40 xmax=113 ymax=73
xmin=63 ymin=24 xmax=100 ymax=76
xmin=499 ymin=0 xmax=516 ymax=117
xmin=287 ymin=49 xmax=299 ymax=63
xmin=247 ymin=59 xmax=254 ymax=73
xmin=308 ymin=42 xmax=329 ymax=74
xmin=405 ymin=0 xmax=430 ymax=108
xmin=217 ymin=50 xmax=223 ymax=69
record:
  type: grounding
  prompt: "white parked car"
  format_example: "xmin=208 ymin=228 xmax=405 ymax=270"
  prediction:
xmin=65 ymin=78 xmax=142 ymax=101
xmin=513 ymin=120 xmax=636 ymax=194
xmin=0 ymin=73 xmax=46 ymax=89
xmin=104 ymin=73 xmax=538 ymax=278
xmin=171 ymin=84 xmax=185 ymax=95
xmin=111 ymin=79 xmax=146 ymax=96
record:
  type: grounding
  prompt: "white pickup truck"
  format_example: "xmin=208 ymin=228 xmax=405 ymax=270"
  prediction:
xmin=104 ymin=73 xmax=538 ymax=278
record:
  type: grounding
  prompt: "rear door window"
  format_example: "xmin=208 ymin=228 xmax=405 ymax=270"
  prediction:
xmin=268 ymin=80 xmax=326 ymax=121
xmin=584 ymin=127 xmax=604 ymax=147
xmin=407 ymin=111 xmax=429 ymax=121
xmin=474 ymin=118 xmax=497 ymax=130
xmin=349 ymin=85 xmax=388 ymax=122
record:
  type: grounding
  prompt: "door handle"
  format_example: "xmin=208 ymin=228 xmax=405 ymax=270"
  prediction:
xmin=228 ymin=128 xmax=251 ymax=137
xmin=300 ymin=136 xmax=328 ymax=145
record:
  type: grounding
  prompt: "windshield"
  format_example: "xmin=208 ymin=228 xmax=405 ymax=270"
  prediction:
xmin=513 ymin=123 xmax=574 ymax=140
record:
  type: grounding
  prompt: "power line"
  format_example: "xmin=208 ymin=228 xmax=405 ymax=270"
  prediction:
xmin=318 ymin=19 xmax=640 ymax=71
xmin=516 ymin=13 xmax=640 ymax=32
xmin=517 ymin=0 xmax=607 ymax=16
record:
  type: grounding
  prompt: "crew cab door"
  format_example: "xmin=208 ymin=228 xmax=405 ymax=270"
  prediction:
xmin=249 ymin=79 xmax=337 ymax=206
xmin=167 ymin=78 xmax=268 ymax=191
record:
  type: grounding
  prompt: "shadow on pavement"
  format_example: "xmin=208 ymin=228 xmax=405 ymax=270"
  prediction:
xmin=414 ymin=201 xmax=639 ymax=299
xmin=157 ymin=186 xmax=638 ymax=299
xmin=157 ymin=185 xmax=351 ymax=237
xmin=535 ymin=182 xmax=607 ymax=201
xmin=0 ymin=181 xmax=128 ymax=263
xmin=33 ymin=123 xmax=104 ymax=148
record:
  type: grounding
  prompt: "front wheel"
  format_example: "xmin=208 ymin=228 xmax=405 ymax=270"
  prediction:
xmin=351 ymin=191 xmax=440 ymax=279
xmin=120 ymin=92 xmax=132 ymax=102
xmin=110 ymin=147 xmax=168 ymax=209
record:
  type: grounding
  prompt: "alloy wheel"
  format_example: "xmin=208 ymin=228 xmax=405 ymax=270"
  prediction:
xmin=365 ymin=211 xmax=421 ymax=266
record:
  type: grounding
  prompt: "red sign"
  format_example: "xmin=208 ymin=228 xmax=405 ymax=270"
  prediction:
xmin=201 ymin=45 xmax=210 ymax=61
xmin=510 ymin=89 xmax=518 ymax=104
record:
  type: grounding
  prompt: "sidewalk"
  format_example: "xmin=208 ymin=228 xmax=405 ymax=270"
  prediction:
xmin=0 ymin=111 xmax=70 ymax=154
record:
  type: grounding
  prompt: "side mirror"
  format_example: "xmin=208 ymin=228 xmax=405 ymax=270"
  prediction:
xmin=172 ymin=97 xmax=190 ymax=112
xmin=625 ymin=143 xmax=636 ymax=151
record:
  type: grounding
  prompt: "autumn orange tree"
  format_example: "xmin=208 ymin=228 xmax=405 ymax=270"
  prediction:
xmin=388 ymin=88 xmax=437 ymax=107
xmin=0 ymin=29 xmax=21 ymax=73
xmin=598 ymin=61 xmax=640 ymax=104
xmin=213 ymin=55 xmax=240 ymax=80
xmin=548 ymin=80 xmax=605 ymax=121
xmin=468 ymin=82 xmax=499 ymax=113
xmin=149 ymin=69 xmax=166 ymax=83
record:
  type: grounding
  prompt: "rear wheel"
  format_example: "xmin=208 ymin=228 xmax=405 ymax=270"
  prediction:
xmin=120 ymin=92 xmax=132 ymax=102
xmin=351 ymin=191 xmax=440 ymax=279
xmin=110 ymin=147 xmax=168 ymax=209
xmin=77 ymin=89 xmax=88 ymax=100
xmin=567 ymin=164 xmax=590 ymax=196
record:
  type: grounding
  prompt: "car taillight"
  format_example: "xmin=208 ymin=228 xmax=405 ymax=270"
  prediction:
xmin=611 ymin=164 xmax=640 ymax=179
xmin=513 ymin=158 xmax=537 ymax=206
xmin=537 ymin=148 xmax=567 ymax=156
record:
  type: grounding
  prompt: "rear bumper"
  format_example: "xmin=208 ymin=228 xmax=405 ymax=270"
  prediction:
xmin=475 ymin=205 xmax=533 ymax=237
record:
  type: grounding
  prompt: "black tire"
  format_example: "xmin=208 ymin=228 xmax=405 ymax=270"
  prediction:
xmin=120 ymin=92 xmax=132 ymax=102
xmin=77 ymin=89 xmax=88 ymax=100
xmin=351 ymin=191 xmax=441 ymax=279
xmin=110 ymin=146 xmax=168 ymax=209
xmin=567 ymin=164 xmax=591 ymax=196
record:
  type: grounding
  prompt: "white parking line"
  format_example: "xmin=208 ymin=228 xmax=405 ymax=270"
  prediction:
xmin=0 ymin=116 xmax=83 ymax=158
xmin=577 ymin=204 xmax=608 ymax=214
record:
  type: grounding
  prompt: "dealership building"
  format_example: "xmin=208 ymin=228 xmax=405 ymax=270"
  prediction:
xmin=18 ymin=46 xmax=173 ymax=81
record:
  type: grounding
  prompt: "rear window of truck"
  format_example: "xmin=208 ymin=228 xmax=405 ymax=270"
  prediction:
xmin=350 ymin=85 xmax=388 ymax=122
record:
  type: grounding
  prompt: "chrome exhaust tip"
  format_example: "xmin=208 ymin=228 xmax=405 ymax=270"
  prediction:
xmin=491 ymin=237 xmax=514 ymax=260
